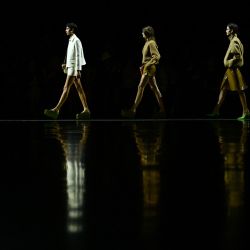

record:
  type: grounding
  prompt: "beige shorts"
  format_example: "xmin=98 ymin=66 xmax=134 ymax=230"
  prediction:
xmin=141 ymin=64 xmax=156 ymax=77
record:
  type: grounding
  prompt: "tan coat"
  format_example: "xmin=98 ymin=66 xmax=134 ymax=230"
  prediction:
xmin=141 ymin=40 xmax=160 ymax=76
xmin=221 ymin=35 xmax=247 ymax=91
xmin=224 ymin=35 xmax=244 ymax=68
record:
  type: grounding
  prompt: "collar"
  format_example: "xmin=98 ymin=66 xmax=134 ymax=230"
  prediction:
xmin=228 ymin=33 xmax=237 ymax=41
xmin=69 ymin=34 xmax=76 ymax=42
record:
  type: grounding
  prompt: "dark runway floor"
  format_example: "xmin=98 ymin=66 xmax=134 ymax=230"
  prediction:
xmin=0 ymin=119 xmax=249 ymax=250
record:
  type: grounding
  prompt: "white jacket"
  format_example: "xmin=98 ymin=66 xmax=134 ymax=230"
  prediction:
xmin=66 ymin=34 xmax=86 ymax=70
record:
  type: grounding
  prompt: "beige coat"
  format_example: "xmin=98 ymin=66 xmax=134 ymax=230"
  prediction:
xmin=142 ymin=40 xmax=160 ymax=65
xmin=224 ymin=35 xmax=244 ymax=68
xmin=221 ymin=35 xmax=247 ymax=91
xmin=141 ymin=40 xmax=160 ymax=76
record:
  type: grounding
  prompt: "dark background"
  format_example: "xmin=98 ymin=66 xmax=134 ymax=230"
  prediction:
xmin=2 ymin=1 xmax=250 ymax=119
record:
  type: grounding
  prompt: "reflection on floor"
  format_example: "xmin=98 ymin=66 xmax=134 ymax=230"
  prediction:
xmin=0 ymin=119 xmax=250 ymax=250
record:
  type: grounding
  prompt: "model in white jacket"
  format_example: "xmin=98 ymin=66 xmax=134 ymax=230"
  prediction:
xmin=44 ymin=22 xmax=90 ymax=120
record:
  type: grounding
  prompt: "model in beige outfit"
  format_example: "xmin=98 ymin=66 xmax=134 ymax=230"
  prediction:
xmin=208 ymin=22 xmax=250 ymax=120
xmin=121 ymin=26 xmax=166 ymax=118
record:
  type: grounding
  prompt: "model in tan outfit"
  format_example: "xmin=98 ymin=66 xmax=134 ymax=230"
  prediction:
xmin=121 ymin=26 xmax=165 ymax=118
xmin=208 ymin=22 xmax=250 ymax=120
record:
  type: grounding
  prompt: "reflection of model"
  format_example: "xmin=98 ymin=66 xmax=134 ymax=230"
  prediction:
xmin=130 ymin=122 xmax=165 ymax=227
xmin=208 ymin=23 xmax=250 ymax=120
xmin=132 ymin=122 xmax=164 ymax=166
xmin=210 ymin=119 xmax=249 ymax=247
xmin=44 ymin=121 xmax=90 ymax=234
xmin=121 ymin=26 xmax=165 ymax=118
xmin=44 ymin=22 xmax=90 ymax=120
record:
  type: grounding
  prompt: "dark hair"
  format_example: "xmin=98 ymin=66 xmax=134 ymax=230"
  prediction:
xmin=66 ymin=22 xmax=78 ymax=33
xmin=142 ymin=26 xmax=155 ymax=41
xmin=227 ymin=23 xmax=239 ymax=35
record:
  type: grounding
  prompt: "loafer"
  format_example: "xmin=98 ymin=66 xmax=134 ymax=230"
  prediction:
xmin=237 ymin=113 xmax=250 ymax=121
xmin=44 ymin=109 xmax=59 ymax=119
xmin=76 ymin=110 xmax=91 ymax=120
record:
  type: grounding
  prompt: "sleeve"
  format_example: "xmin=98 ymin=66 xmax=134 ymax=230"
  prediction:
xmin=144 ymin=41 xmax=161 ymax=70
xmin=75 ymin=39 xmax=84 ymax=70
xmin=224 ymin=40 xmax=242 ymax=68
xmin=231 ymin=40 xmax=241 ymax=62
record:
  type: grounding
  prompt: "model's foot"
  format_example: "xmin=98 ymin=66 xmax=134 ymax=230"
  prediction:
xmin=76 ymin=110 xmax=91 ymax=120
xmin=44 ymin=109 xmax=59 ymax=120
xmin=206 ymin=112 xmax=220 ymax=118
xmin=121 ymin=109 xmax=136 ymax=118
xmin=237 ymin=112 xmax=250 ymax=121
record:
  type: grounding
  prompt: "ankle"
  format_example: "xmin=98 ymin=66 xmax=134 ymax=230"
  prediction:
xmin=52 ymin=108 xmax=59 ymax=113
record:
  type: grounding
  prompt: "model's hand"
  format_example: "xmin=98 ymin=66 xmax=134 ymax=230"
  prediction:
xmin=62 ymin=64 xmax=66 ymax=70
xmin=140 ymin=66 xmax=144 ymax=75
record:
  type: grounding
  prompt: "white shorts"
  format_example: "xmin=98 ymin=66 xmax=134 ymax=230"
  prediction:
xmin=65 ymin=67 xmax=77 ymax=76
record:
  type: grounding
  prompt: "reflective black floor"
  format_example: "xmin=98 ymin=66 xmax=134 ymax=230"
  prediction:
xmin=1 ymin=119 xmax=250 ymax=250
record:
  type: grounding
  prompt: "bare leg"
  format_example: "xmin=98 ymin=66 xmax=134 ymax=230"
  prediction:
xmin=149 ymin=77 xmax=165 ymax=113
xmin=121 ymin=74 xmax=149 ymax=118
xmin=44 ymin=75 xmax=76 ymax=119
xmin=52 ymin=75 xmax=75 ymax=112
xmin=212 ymin=87 xmax=227 ymax=114
xmin=131 ymin=74 xmax=149 ymax=112
xmin=238 ymin=91 xmax=250 ymax=115
xmin=74 ymin=78 xmax=90 ymax=112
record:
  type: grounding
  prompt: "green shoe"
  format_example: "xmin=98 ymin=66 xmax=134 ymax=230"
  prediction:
xmin=237 ymin=113 xmax=250 ymax=121
xmin=76 ymin=110 xmax=91 ymax=120
xmin=44 ymin=109 xmax=59 ymax=119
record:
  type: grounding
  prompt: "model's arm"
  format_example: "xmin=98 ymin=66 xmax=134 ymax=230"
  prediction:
xmin=149 ymin=41 xmax=160 ymax=64
xmin=224 ymin=40 xmax=243 ymax=68
xmin=75 ymin=39 xmax=82 ymax=71
xmin=144 ymin=41 xmax=161 ymax=70
xmin=231 ymin=40 xmax=243 ymax=65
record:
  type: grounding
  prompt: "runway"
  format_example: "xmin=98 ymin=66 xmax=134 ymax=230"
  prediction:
xmin=0 ymin=119 xmax=249 ymax=249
